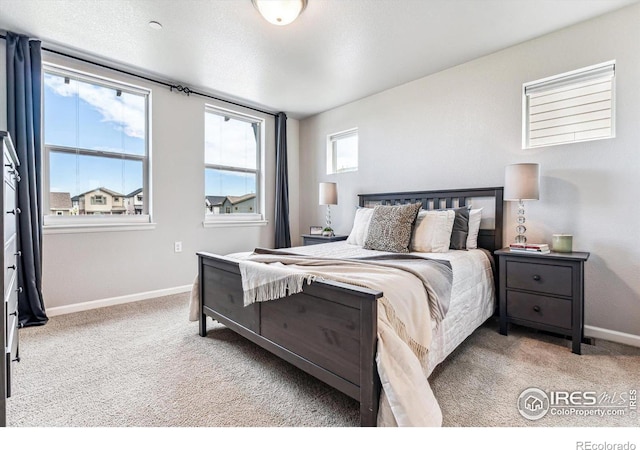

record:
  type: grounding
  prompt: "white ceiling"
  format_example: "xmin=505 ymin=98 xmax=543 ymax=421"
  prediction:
xmin=0 ymin=0 xmax=637 ymax=119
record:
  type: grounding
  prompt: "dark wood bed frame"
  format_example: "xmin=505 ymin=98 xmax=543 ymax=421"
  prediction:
xmin=197 ymin=187 xmax=504 ymax=426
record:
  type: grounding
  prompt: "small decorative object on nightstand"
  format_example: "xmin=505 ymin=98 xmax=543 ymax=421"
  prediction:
xmin=301 ymin=234 xmax=347 ymax=246
xmin=552 ymin=234 xmax=573 ymax=253
xmin=309 ymin=226 xmax=323 ymax=235
xmin=495 ymin=247 xmax=590 ymax=354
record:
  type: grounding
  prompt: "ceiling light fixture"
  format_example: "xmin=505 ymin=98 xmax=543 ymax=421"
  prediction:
xmin=251 ymin=0 xmax=308 ymax=26
xmin=148 ymin=21 xmax=163 ymax=30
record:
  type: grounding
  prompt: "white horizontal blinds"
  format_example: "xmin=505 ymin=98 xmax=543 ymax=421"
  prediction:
xmin=525 ymin=63 xmax=615 ymax=148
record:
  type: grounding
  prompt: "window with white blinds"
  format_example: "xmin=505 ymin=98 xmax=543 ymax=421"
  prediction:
xmin=523 ymin=62 xmax=615 ymax=148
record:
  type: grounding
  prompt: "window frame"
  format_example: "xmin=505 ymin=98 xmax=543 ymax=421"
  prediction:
xmin=203 ymin=105 xmax=266 ymax=227
xmin=326 ymin=128 xmax=358 ymax=174
xmin=522 ymin=61 xmax=616 ymax=149
xmin=42 ymin=63 xmax=153 ymax=233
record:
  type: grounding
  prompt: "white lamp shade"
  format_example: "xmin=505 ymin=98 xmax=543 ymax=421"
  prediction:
xmin=319 ymin=182 xmax=338 ymax=205
xmin=504 ymin=163 xmax=540 ymax=201
xmin=252 ymin=0 xmax=307 ymax=26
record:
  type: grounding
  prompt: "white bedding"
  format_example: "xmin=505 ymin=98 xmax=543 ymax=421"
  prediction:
xmin=223 ymin=240 xmax=496 ymax=377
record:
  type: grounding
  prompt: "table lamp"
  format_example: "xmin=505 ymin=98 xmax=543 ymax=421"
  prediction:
xmin=319 ymin=182 xmax=338 ymax=236
xmin=504 ymin=163 xmax=540 ymax=244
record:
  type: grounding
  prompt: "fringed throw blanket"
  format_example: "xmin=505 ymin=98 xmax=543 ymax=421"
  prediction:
xmin=239 ymin=259 xmax=317 ymax=306
xmin=238 ymin=247 xmax=453 ymax=427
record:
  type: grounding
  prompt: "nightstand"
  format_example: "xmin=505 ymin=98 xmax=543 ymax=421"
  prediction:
xmin=495 ymin=248 xmax=590 ymax=354
xmin=301 ymin=234 xmax=348 ymax=246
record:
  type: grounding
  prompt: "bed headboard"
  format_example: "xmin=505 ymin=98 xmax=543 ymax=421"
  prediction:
xmin=358 ymin=187 xmax=504 ymax=253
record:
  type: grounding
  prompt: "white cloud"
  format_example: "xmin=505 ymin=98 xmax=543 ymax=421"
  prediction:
xmin=205 ymin=112 xmax=258 ymax=169
xmin=45 ymin=74 xmax=146 ymax=139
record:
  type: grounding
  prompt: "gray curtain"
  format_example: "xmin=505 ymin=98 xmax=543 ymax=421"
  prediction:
xmin=6 ymin=32 xmax=48 ymax=327
xmin=274 ymin=112 xmax=291 ymax=248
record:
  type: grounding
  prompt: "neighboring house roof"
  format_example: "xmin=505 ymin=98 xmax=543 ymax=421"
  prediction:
xmin=99 ymin=187 xmax=123 ymax=197
xmin=125 ymin=188 xmax=143 ymax=198
xmin=73 ymin=187 xmax=124 ymax=198
xmin=50 ymin=192 xmax=72 ymax=210
xmin=205 ymin=195 xmax=226 ymax=207
xmin=226 ymin=193 xmax=256 ymax=205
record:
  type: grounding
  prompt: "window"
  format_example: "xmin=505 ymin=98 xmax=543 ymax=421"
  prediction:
xmin=523 ymin=61 xmax=615 ymax=148
xmin=204 ymin=106 xmax=263 ymax=222
xmin=91 ymin=195 xmax=106 ymax=205
xmin=43 ymin=64 xmax=150 ymax=228
xmin=327 ymin=128 xmax=358 ymax=174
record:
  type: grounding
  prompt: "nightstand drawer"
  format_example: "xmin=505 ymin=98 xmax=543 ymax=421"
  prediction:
xmin=301 ymin=235 xmax=347 ymax=246
xmin=303 ymin=237 xmax=327 ymax=246
xmin=506 ymin=260 xmax=572 ymax=297
xmin=507 ymin=291 xmax=571 ymax=329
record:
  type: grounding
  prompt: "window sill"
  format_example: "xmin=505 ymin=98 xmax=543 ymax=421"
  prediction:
xmin=43 ymin=222 xmax=157 ymax=234
xmin=203 ymin=219 xmax=268 ymax=228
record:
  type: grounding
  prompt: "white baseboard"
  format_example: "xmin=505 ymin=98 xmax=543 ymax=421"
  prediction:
xmin=46 ymin=284 xmax=193 ymax=317
xmin=584 ymin=325 xmax=640 ymax=349
xmin=45 ymin=293 xmax=640 ymax=349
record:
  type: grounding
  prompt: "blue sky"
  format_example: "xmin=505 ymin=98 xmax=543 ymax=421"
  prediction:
xmin=204 ymin=110 xmax=258 ymax=197
xmin=45 ymin=71 xmax=256 ymax=199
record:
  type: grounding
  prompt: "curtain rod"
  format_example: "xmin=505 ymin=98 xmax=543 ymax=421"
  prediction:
xmin=0 ymin=33 xmax=278 ymax=118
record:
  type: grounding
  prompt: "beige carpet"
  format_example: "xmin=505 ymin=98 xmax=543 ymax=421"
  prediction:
xmin=6 ymin=292 xmax=640 ymax=427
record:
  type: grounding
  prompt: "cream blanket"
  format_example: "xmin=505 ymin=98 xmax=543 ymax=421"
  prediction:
xmin=192 ymin=249 xmax=452 ymax=427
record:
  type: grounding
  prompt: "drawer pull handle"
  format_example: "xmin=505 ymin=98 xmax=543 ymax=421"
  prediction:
xmin=533 ymin=305 xmax=541 ymax=312
xmin=12 ymin=356 xmax=20 ymax=363
xmin=4 ymin=163 xmax=13 ymax=169
xmin=15 ymin=174 xmax=21 ymax=182
xmin=15 ymin=251 xmax=21 ymax=257
xmin=16 ymin=286 xmax=23 ymax=294
xmin=7 ymin=207 xmax=20 ymax=215
xmin=532 ymin=275 xmax=541 ymax=281
xmin=9 ymin=311 xmax=17 ymax=317
xmin=7 ymin=264 xmax=16 ymax=270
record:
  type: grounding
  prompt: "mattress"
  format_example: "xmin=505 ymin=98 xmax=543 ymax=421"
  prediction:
xmin=227 ymin=240 xmax=496 ymax=377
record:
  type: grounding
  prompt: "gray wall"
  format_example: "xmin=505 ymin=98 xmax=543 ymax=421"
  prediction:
xmin=299 ymin=3 xmax=640 ymax=337
xmin=0 ymin=48 xmax=300 ymax=309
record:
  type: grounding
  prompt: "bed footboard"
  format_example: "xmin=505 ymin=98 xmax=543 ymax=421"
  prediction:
xmin=197 ymin=252 xmax=383 ymax=426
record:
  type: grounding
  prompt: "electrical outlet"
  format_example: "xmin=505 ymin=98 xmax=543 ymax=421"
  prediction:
xmin=174 ymin=241 xmax=182 ymax=253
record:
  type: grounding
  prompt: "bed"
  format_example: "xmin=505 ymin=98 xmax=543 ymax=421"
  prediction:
xmin=192 ymin=187 xmax=504 ymax=426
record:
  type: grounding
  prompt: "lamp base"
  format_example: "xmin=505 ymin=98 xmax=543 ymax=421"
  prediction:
xmin=324 ymin=205 xmax=333 ymax=236
xmin=514 ymin=200 xmax=528 ymax=244
xmin=514 ymin=234 xmax=527 ymax=244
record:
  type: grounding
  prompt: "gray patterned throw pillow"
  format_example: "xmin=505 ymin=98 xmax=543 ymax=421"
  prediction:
xmin=363 ymin=202 xmax=422 ymax=253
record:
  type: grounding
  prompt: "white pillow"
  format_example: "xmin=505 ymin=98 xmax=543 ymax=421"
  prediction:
xmin=466 ymin=208 xmax=483 ymax=249
xmin=410 ymin=209 xmax=455 ymax=253
xmin=346 ymin=208 xmax=374 ymax=246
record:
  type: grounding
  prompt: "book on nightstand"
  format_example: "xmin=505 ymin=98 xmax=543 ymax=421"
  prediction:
xmin=509 ymin=243 xmax=551 ymax=254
